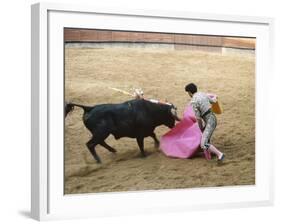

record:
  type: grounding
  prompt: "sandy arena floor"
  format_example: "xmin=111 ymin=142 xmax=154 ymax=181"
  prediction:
xmin=64 ymin=47 xmax=255 ymax=194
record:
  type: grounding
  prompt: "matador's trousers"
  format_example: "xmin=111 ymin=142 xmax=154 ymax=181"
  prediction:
xmin=201 ymin=112 xmax=217 ymax=150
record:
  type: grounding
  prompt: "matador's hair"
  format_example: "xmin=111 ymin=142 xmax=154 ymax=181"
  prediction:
xmin=185 ymin=83 xmax=197 ymax=94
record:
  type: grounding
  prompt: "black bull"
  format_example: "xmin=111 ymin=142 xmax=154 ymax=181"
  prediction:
xmin=65 ymin=99 xmax=180 ymax=163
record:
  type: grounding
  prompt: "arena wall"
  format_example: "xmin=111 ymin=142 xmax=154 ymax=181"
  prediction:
xmin=64 ymin=28 xmax=255 ymax=54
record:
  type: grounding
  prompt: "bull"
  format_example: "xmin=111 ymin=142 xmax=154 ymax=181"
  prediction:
xmin=65 ymin=99 xmax=180 ymax=163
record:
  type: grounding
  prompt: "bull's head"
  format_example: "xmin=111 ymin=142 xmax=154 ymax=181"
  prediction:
xmin=171 ymin=106 xmax=181 ymax=121
xmin=165 ymin=104 xmax=181 ymax=128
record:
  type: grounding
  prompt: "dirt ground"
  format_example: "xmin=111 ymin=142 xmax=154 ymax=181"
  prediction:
xmin=64 ymin=46 xmax=255 ymax=194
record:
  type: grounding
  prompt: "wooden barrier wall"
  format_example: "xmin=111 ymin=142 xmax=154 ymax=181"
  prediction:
xmin=64 ymin=28 xmax=255 ymax=50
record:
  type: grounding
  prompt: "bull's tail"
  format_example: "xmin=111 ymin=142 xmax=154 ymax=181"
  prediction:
xmin=65 ymin=102 xmax=93 ymax=118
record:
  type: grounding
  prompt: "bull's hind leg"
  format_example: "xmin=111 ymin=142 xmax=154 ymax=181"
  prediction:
xmin=86 ymin=128 xmax=112 ymax=163
xmin=86 ymin=138 xmax=102 ymax=163
xmin=150 ymin=132 xmax=160 ymax=148
xmin=136 ymin=137 xmax=146 ymax=157
xmin=100 ymin=141 xmax=117 ymax=153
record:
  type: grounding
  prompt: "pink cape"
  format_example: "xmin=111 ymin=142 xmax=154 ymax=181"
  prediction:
xmin=160 ymin=105 xmax=202 ymax=158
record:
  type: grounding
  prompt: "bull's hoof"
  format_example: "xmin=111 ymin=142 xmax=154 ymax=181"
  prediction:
xmin=154 ymin=142 xmax=160 ymax=148
xmin=96 ymin=159 xmax=102 ymax=164
xmin=141 ymin=153 xmax=147 ymax=158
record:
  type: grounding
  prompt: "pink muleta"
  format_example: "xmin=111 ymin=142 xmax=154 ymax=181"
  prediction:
xmin=160 ymin=105 xmax=202 ymax=158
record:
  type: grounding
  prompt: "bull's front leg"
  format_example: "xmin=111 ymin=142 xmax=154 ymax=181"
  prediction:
xmin=136 ymin=137 xmax=146 ymax=157
xmin=150 ymin=132 xmax=160 ymax=148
